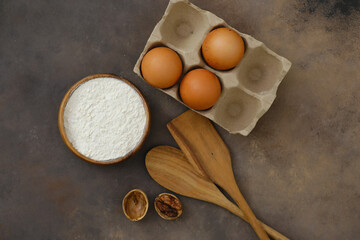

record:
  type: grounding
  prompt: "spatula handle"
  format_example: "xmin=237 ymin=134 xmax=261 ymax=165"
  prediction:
xmin=219 ymin=198 xmax=290 ymax=240
xmin=226 ymin=184 xmax=270 ymax=240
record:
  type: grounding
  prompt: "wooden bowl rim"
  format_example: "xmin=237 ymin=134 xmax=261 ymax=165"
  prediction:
xmin=122 ymin=189 xmax=149 ymax=221
xmin=58 ymin=73 xmax=151 ymax=165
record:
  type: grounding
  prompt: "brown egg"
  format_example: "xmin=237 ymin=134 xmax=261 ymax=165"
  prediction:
xmin=180 ymin=69 xmax=221 ymax=110
xmin=141 ymin=47 xmax=183 ymax=89
xmin=202 ymin=28 xmax=245 ymax=70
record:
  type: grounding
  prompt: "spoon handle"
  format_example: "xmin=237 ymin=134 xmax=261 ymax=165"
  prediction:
xmin=224 ymin=183 xmax=270 ymax=240
xmin=219 ymin=198 xmax=290 ymax=240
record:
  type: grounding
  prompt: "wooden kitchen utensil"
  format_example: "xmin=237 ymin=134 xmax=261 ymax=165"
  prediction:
xmin=145 ymin=146 xmax=289 ymax=240
xmin=167 ymin=110 xmax=269 ymax=240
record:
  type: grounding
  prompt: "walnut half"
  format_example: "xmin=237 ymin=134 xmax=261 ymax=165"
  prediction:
xmin=154 ymin=193 xmax=183 ymax=220
xmin=122 ymin=189 xmax=149 ymax=221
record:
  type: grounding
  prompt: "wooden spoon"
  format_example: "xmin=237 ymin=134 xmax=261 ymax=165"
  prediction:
xmin=167 ymin=110 xmax=270 ymax=240
xmin=145 ymin=146 xmax=289 ymax=240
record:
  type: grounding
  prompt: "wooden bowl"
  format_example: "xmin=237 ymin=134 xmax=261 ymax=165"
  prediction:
xmin=58 ymin=73 xmax=151 ymax=165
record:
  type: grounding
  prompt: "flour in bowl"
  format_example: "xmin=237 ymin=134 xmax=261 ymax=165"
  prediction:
xmin=63 ymin=77 xmax=148 ymax=161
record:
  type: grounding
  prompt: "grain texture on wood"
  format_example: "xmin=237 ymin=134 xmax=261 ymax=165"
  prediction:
xmin=145 ymin=146 xmax=289 ymax=240
xmin=167 ymin=110 xmax=269 ymax=240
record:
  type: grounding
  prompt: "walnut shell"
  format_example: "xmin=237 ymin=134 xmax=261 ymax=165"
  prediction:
xmin=122 ymin=189 xmax=149 ymax=221
xmin=154 ymin=193 xmax=182 ymax=220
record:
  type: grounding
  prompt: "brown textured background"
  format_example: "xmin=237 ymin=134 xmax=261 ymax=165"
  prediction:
xmin=0 ymin=0 xmax=359 ymax=239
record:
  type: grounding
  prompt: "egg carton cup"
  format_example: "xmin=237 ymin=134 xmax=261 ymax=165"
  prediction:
xmin=134 ymin=0 xmax=291 ymax=136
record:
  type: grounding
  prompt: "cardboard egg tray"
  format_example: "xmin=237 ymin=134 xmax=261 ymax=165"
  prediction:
xmin=134 ymin=0 xmax=291 ymax=136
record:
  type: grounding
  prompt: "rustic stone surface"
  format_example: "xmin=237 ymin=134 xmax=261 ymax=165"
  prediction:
xmin=0 ymin=0 xmax=359 ymax=239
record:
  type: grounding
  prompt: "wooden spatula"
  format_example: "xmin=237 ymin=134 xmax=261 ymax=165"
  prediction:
xmin=145 ymin=146 xmax=289 ymax=240
xmin=167 ymin=110 xmax=270 ymax=240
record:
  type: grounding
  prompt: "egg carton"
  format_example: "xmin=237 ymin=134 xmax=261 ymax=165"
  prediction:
xmin=133 ymin=0 xmax=291 ymax=136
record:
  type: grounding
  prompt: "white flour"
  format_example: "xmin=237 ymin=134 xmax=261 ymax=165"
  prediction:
xmin=63 ymin=77 xmax=148 ymax=161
